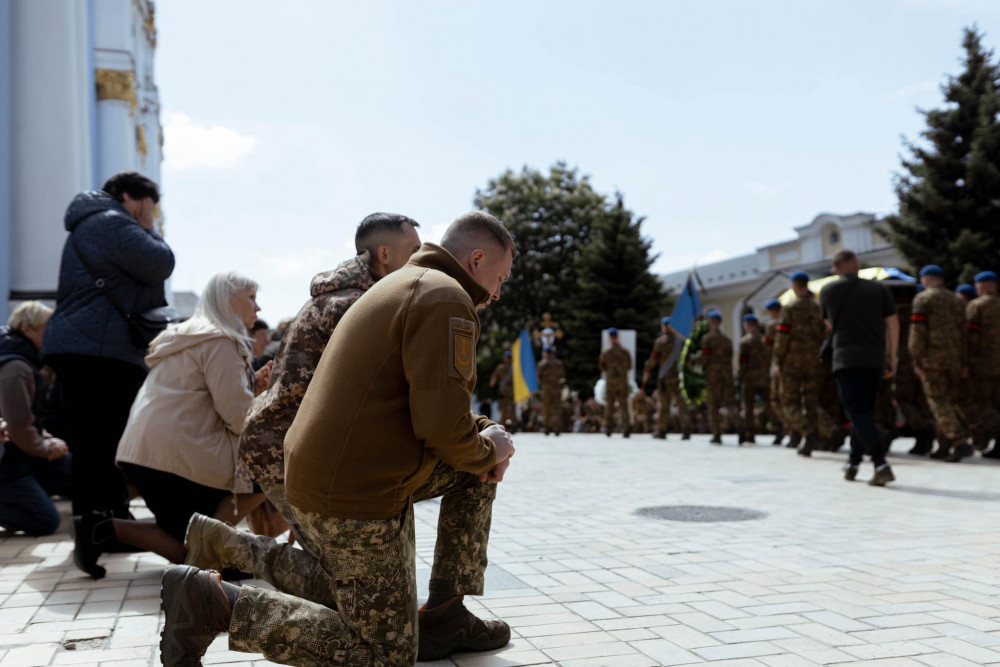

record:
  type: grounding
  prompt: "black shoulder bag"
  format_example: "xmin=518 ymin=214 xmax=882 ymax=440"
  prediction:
xmin=70 ymin=232 xmax=179 ymax=349
xmin=819 ymin=277 xmax=860 ymax=366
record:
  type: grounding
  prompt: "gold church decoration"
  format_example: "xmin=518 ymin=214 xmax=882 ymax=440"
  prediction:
xmin=95 ymin=69 xmax=137 ymax=115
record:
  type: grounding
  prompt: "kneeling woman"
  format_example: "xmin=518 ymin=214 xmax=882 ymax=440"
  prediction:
xmin=74 ymin=272 xmax=272 ymax=578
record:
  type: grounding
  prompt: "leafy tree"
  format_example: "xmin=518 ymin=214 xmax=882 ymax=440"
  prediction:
xmin=560 ymin=196 xmax=672 ymax=396
xmin=473 ymin=163 xmax=608 ymax=394
xmin=886 ymin=26 xmax=1000 ymax=285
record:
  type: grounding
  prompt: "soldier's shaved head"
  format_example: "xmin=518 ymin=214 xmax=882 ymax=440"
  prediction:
xmin=355 ymin=213 xmax=422 ymax=278
xmin=441 ymin=211 xmax=516 ymax=261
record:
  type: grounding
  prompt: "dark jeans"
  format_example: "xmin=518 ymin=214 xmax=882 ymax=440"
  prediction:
xmin=834 ymin=367 xmax=885 ymax=467
xmin=121 ymin=463 xmax=231 ymax=542
xmin=46 ymin=354 xmax=147 ymax=517
xmin=0 ymin=454 xmax=72 ymax=536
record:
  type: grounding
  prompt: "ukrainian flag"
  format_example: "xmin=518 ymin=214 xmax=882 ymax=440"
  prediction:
xmin=511 ymin=328 xmax=539 ymax=404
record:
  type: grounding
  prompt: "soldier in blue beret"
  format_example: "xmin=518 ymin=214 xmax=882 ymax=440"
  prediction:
xmin=956 ymin=284 xmax=977 ymax=304
xmin=763 ymin=300 xmax=788 ymax=444
xmin=968 ymin=270 xmax=1000 ymax=457
xmin=701 ymin=311 xmax=744 ymax=444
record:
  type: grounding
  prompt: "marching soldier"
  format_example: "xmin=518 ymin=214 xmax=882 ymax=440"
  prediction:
xmin=631 ymin=392 xmax=653 ymax=433
xmin=773 ymin=271 xmax=826 ymax=456
xmin=641 ymin=316 xmax=691 ymax=440
xmin=738 ymin=314 xmax=770 ymax=444
xmin=537 ymin=346 xmax=565 ymax=436
xmin=599 ymin=328 xmax=632 ymax=438
xmin=702 ymin=311 xmax=744 ymax=444
xmin=896 ymin=314 xmax=936 ymax=455
xmin=764 ymin=299 xmax=789 ymax=445
xmin=489 ymin=350 xmax=516 ymax=431
xmin=966 ymin=271 xmax=1000 ymax=458
xmin=910 ymin=265 xmax=971 ymax=462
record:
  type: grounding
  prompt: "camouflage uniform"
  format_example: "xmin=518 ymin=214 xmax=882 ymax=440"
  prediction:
xmin=537 ymin=357 xmax=565 ymax=434
xmin=909 ymin=286 xmax=968 ymax=452
xmin=773 ymin=295 xmax=826 ymax=439
xmin=233 ymin=253 xmax=376 ymax=602
xmin=599 ymin=343 xmax=632 ymax=435
xmin=764 ymin=319 xmax=788 ymax=435
xmin=815 ymin=365 xmax=844 ymax=448
xmin=966 ymin=292 xmax=1000 ymax=444
xmin=228 ymin=461 xmax=494 ymax=666
xmin=631 ymin=393 xmax=653 ymax=433
xmin=490 ymin=361 xmax=516 ymax=427
xmin=738 ymin=330 xmax=771 ymax=439
xmin=643 ymin=331 xmax=690 ymax=436
xmin=702 ymin=329 xmax=743 ymax=438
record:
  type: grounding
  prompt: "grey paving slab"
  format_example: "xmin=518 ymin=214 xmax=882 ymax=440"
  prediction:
xmin=0 ymin=432 xmax=998 ymax=665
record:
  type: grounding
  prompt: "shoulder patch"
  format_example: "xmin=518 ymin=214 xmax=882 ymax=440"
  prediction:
xmin=449 ymin=317 xmax=476 ymax=381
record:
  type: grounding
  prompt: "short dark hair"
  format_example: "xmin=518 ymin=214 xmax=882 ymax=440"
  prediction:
xmin=354 ymin=213 xmax=420 ymax=256
xmin=102 ymin=171 xmax=160 ymax=204
xmin=832 ymin=249 xmax=858 ymax=269
xmin=250 ymin=319 xmax=269 ymax=334
xmin=440 ymin=211 xmax=516 ymax=260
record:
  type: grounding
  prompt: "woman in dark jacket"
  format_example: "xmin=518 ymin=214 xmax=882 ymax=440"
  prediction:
xmin=42 ymin=172 xmax=175 ymax=518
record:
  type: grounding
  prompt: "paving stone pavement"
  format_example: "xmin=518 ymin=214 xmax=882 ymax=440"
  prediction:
xmin=1 ymin=432 xmax=999 ymax=666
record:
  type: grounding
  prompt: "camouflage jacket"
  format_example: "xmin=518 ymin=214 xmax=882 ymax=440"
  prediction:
xmin=774 ymin=295 xmax=825 ymax=375
xmin=763 ymin=320 xmax=779 ymax=370
xmin=490 ymin=361 xmax=514 ymax=398
xmin=238 ymin=252 xmax=377 ymax=485
xmin=739 ymin=331 xmax=770 ymax=388
xmin=599 ymin=343 xmax=632 ymax=390
xmin=967 ymin=293 xmax=1000 ymax=374
xmin=908 ymin=286 xmax=966 ymax=371
xmin=537 ymin=357 xmax=565 ymax=393
xmin=701 ymin=330 xmax=733 ymax=380
xmin=644 ymin=331 xmax=682 ymax=382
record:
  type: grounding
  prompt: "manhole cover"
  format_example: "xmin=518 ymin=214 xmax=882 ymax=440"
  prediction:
xmin=635 ymin=505 xmax=767 ymax=522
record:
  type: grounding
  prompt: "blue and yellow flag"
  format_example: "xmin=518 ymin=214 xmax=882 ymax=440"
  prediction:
xmin=511 ymin=328 xmax=539 ymax=404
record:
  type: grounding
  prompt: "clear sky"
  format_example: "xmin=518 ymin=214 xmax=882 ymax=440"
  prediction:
xmin=156 ymin=0 xmax=1000 ymax=323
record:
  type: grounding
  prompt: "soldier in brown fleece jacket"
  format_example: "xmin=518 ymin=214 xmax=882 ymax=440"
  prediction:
xmin=161 ymin=212 xmax=518 ymax=666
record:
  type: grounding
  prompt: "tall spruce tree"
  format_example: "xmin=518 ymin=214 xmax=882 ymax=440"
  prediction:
xmin=473 ymin=163 xmax=608 ymax=395
xmin=886 ymin=26 xmax=1000 ymax=285
xmin=560 ymin=196 xmax=671 ymax=396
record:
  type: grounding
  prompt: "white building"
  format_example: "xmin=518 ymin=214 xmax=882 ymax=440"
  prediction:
xmin=0 ymin=0 xmax=163 ymax=319
xmin=661 ymin=212 xmax=905 ymax=340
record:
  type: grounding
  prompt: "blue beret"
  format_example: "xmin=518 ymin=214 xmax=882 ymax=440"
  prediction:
xmin=543 ymin=346 xmax=554 ymax=353
xmin=957 ymin=284 xmax=977 ymax=298
xmin=790 ymin=271 xmax=809 ymax=282
xmin=765 ymin=299 xmax=781 ymax=310
xmin=974 ymin=271 xmax=998 ymax=283
xmin=661 ymin=317 xmax=671 ymax=326
xmin=607 ymin=327 xmax=619 ymax=336
xmin=919 ymin=265 xmax=944 ymax=278
xmin=707 ymin=310 xmax=722 ymax=321
xmin=915 ymin=284 xmax=924 ymax=293
xmin=503 ymin=350 xmax=512 ymax=357
xmin=742 ymin=314 xmax=758 ymax=323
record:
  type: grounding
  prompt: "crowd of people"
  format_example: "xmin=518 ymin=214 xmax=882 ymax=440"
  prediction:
xmin=0 ymin=170 xmax=996 ymax=664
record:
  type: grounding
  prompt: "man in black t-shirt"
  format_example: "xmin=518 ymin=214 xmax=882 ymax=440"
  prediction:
xmin=819 ymin=249 xmax=900 ymax=486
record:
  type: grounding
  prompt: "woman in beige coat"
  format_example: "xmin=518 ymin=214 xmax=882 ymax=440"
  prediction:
xmin=73 ymin=271 xmax=272 ymax=579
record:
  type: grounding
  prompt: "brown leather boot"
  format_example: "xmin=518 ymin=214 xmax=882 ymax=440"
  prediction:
xmin=418 ymin=596 xmax=511 ymax=661
xmin=160 ymin=566 xmax=231 ymax=666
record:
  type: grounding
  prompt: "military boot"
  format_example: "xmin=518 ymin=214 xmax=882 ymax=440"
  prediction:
xmin=160 ymin=565 xmax=231 ymax=666
xmin=418 ymin=595 xmax=511 ymax=661
xmin=623 ymin=430 xmax=631 ymax=439
xmin=184 ymin=514 xmax=249 ymax=572
xmin=844 ymin=464 xmax=859 ymax=481
xmin=930 ymin=444 xmax=951 ymax=460
xmin=868 ymin=465 xmax=896 ymax=487
xmin=772 ymin=430 xmax=784 ymax=446
xmin=908 ymin=431 xmax=933 ymax=455
xmin=73 ymin=510 xmax=116 ymax=580
xmin=946 ymin=443 xmax=973 ymax=463
xmin=798 ymin=434 xmax=817 ymax=457
xmin=983 ymin=445 xmax=1000 ymax=459
xmin=973 ymin=438 xmax=990 ymax=451
xmin=709 ymin=435 xmax=722 ymax=445
xmin=787 ymin=433 xmax=802 ymax=449
xmin=653 ymin=431 xmax=666 ymax=440
xmin=681 ymin=431 xmax=691 ymax=440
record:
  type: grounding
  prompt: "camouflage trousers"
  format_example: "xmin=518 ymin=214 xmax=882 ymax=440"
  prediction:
xmin=604 ymin=387 xmax=631 ymax=434
xmin=706 ymin=375 xmax=743 ymax=438
xmin=769 ymin=373 xmax=788 ymax=433
xmin=656 ymin=375 xmax=690 ymax=434
xmin=741 ymin=382 xmax=771 ymax=438
xmin=780 ymin=372 xmax=821 ymax=438
xmin=228 ymin=462 xmax=496 ymax=666
xmin=541 ymin=389 xmax=562 ymax=433
xmin=499 ymin=396 xmax=516 ymax=429
xmin=968 ymin=373 xmax=1000 ymax=443
xmin=919 ymin=367 xmax=968 ymax=450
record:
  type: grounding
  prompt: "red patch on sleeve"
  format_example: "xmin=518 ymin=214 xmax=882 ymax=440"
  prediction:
xmin=967 ymin=322 xmax=981 ymax=331
xmin=911 ymin=314 xmax=928 ymax=324
xmin=776 ymin=325 xmax=791 ymax=333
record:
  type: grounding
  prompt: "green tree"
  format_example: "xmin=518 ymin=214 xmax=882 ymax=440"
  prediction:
xmin=473 ymin=163 xmax=608 ymax=394
xmin=886 ymin=26 xmax=1000 ymax=285
xmin=561 ymin=196 xmax=672 ymax=396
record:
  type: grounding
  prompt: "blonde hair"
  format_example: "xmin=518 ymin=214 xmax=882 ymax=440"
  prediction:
xmin=152 ymin=272 xmax=259 ymax=359
xmin=8 ymin=301 xmax=53 ymax=333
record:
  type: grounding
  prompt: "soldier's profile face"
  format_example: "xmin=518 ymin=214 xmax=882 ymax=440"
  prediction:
xmin=474 ymin=248 xmax=514 ymax=310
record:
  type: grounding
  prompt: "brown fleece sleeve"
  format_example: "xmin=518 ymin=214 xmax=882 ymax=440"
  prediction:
xmin=0 ymin=361 xmax=52 ymax=458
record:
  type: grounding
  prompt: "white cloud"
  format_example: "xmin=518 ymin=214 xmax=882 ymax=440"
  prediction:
xmin=163 ymin=111 xmax=258 ymax=170
xmin=880 ymin=81 xmax=938 ymax=102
